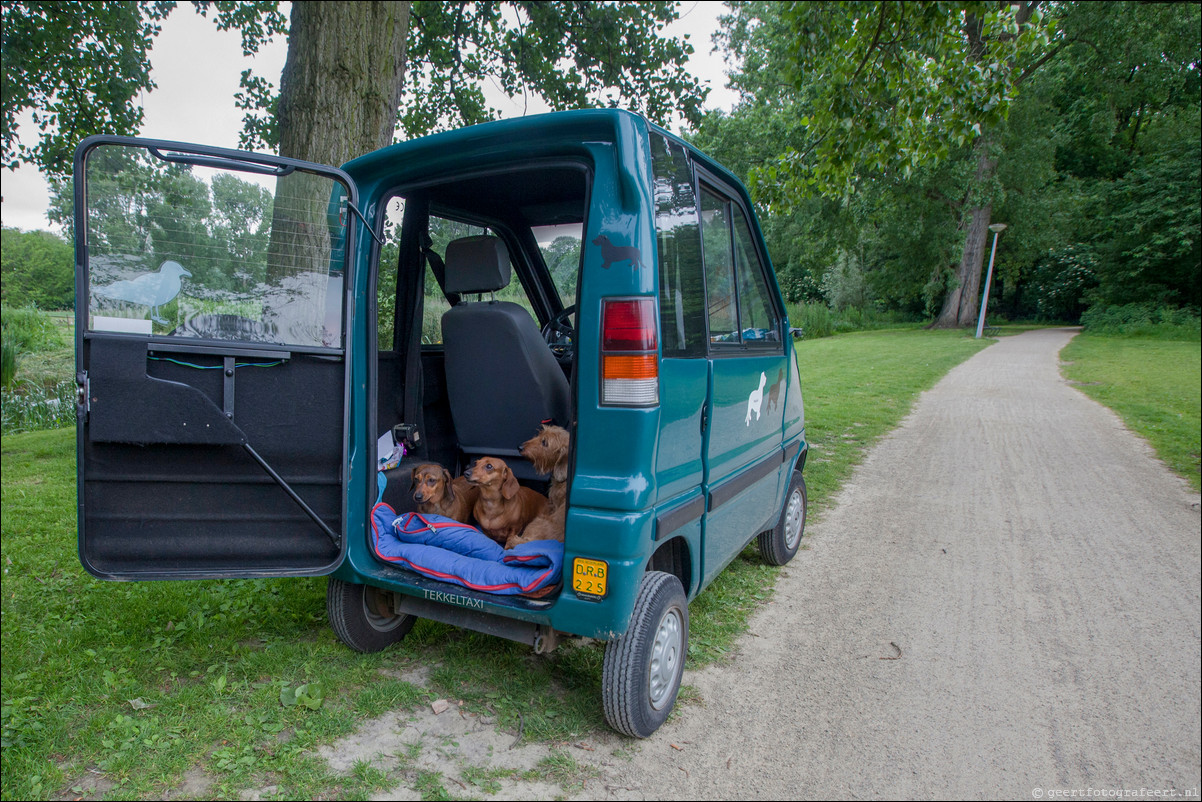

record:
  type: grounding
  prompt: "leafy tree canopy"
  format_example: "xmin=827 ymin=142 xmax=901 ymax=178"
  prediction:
xmin=1 ymin=1 xmax=285 ymax=176
xmin=722 ymin=0 xmax=1054 ymax=205
xmin=2 ymin=1 xmax=706 ymax=178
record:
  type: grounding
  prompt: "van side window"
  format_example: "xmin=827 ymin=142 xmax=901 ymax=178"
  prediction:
xmin=651 ymin=135 xmax=706 ymax=357
xmin=699 ymin=182 xmax=781 ymax=347
xmin=700 ymin=187 xmax=739 ymax=344
xmin=733 ymin=207 xmax=780 ymax=343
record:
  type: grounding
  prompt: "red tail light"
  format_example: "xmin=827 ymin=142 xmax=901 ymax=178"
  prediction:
xmin=601 ymin=298 xmax=658 ymax=406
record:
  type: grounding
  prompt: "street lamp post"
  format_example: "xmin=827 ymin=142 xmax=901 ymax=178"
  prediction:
xmin=975 ymin=223 xmax=1008 ymax=339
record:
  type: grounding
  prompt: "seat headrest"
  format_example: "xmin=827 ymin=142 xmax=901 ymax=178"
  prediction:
xmin=443 ymin=235 xmax=511 ymax=294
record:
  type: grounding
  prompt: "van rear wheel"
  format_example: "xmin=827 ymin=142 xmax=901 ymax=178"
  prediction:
xmin=327 ymin=578 xmax=416 ymax=653
xmin=602 ymin=571 xmax=688 ymax=738
xmin=759 ymin=471 xmax=806 ymax=566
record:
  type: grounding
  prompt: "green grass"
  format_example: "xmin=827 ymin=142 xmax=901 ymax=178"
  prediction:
xmin=1061 ymin=333 xmax=1201 ymax=492
xmin=2 ymin=328 xmax=991 ymax=800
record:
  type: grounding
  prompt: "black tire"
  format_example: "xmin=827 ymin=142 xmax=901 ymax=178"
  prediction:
xmin=759 ymin=470 xmax=807 ymax=566
xmin=326 ymin=578 xmax=416 ymax=653
xmin=602 ymin=571 xmax=688 ymax=738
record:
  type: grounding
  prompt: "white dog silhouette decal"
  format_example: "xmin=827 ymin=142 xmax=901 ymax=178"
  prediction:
xmin=745 ymin=371 xmax=767 ymax=426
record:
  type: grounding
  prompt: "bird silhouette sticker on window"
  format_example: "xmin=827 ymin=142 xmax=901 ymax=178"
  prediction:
xmin=92 ymin=260 xmax=191 ymax=324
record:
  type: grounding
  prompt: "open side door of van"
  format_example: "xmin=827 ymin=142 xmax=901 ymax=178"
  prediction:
xmin=74 ymin=137 xmax=356 ymax=579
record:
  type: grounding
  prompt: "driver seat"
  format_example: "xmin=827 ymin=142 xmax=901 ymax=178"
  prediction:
xmin=440 ymin=235 xmax=570 ymax=476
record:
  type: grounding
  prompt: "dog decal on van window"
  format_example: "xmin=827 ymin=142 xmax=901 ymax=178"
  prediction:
xmin=746 ymin=371 xmax=767 ymax=426
xmin=593 ymin=235 xmax=645 ymax=270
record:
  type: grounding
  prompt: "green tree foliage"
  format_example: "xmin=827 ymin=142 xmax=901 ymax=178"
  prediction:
xmin=744 ymin=0 xmax=1053 ymax=202
xmin=697 ymin=0 xmax=1199 ymax=324
xmin=0 ymin=227 xmax=73 ymax=308
xmin=4 ymin=1 xmax=706 ymax=179
xmin=1 ymin=0 xmax=285 ymax=176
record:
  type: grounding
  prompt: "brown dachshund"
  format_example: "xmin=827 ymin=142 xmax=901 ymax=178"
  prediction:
xmin=506 ymin=425 xmax=570 ymax=550
xmin=410 ymin=463 xmax=478 ymax=525
xmin=464 ymin=456 xmax=547 ymax=547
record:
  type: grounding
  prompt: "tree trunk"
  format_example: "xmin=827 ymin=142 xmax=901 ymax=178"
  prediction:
xmin=263 ymin=1 xmax=411 ymax=335
xmin=933 ymin=196 xmax=993 ymax=329
xmin=278 ymin=1 xmax=411 ymax=165
xmin=932 ymin=13 xmax=995 ymax=329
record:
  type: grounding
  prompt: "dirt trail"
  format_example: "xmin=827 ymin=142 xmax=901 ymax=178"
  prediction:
xmin=327 ymin=328 xmax=1201 ymax=800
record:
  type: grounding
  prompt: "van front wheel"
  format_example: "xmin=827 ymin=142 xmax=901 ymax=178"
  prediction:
xmin=602 ymin=571 xmax=688 ymax=738
xmin=327 ymin=578 xmax=416 ymax=653
xmin=759 ymin=471 xmax=807 ymax=566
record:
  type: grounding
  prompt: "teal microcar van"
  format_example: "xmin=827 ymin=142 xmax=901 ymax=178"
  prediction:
xmin=73 ymin=109 xmax=807 ymax=738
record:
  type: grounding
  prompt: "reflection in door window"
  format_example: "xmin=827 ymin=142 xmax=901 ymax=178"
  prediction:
xmin=650 ymin=134 xmax=706 ymax=357
xmin=84 ymin=144 xmax=349 ymax=348
xmin=733 ymin=208 xmax=780 ymax=342
xmin=700 ymin=188 xmax=738 ymax=343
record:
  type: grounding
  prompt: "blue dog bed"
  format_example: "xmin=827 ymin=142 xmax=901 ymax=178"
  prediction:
xmin=370 ymin=503 xmax=563 ymax=596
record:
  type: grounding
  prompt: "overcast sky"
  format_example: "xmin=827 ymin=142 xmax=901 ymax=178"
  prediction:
xmin=0 ymin=1 xmax=739 ymax=233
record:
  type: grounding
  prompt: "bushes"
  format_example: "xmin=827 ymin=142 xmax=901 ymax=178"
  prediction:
xmin=1080 ymin=303 xmax=1201 ymax=340
xmin=1 ymin=305 xmax=66 ymax=354
xmin=1 ymin=306 xmax=75 ymax=433
xmin=785 ymin=301 xmax=921 ymax=339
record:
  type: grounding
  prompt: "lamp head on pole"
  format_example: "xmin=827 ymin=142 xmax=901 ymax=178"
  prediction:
xmin=989 ymin=223 xmax=1008 ymax=233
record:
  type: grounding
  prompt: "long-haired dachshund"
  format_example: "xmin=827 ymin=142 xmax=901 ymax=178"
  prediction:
xmin=410 ymin=463 xmax=478 ymax=525
xmin=506 ymin=425 xmax=571 ymax=550
xmin=464 ymin=456 xmax=547 ymax=547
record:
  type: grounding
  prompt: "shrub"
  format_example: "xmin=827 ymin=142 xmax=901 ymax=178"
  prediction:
xmin=1080 ymin=303 xmax=1201 ymax=340
xmin=1 ymin=305 xmax=66 ymax=353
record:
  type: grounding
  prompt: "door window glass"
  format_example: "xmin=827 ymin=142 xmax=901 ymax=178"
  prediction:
xmin=700 ymin=188 xmax=739 ymax=344
xmin=733 ymin=209 xmax=780 ymax=343
xmin=83 ymin=143 xmax=349 ymax=348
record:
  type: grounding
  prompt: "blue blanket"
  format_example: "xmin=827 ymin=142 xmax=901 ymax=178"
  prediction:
xmin=370 ymin=504 xmax=563 ymax=596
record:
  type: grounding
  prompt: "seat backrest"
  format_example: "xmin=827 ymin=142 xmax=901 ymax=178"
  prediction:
xmin=440 ymin=236 xmax=570 ymax=465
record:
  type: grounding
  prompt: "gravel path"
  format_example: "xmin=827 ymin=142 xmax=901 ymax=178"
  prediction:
xmin=585 ymin=327 xmax=1201 ymax=800
xmin=343 ymin=328 xmax=1199 ymax=801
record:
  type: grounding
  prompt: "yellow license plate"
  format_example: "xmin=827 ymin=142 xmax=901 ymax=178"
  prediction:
xmin=572 ymin=558 xmax=608 ymax=599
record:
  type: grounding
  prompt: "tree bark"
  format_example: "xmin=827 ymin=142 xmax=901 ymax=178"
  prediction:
xmin=933 ymin=196 xmax=993 ymax=328
xmin=278 ymin=1 xmax=411 ymax=165
xmin=263 ymin=0 xmax=411 ymax=330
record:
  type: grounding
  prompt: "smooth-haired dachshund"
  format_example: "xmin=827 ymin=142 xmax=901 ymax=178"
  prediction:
xmin=464 ymin=456 xmax=548 ymax=547
xmin=410 ymin=463 xmax=478 ymax=525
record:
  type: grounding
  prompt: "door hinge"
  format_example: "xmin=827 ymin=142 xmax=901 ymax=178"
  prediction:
xmin=76 ymin=371 xmax=90 ymax=422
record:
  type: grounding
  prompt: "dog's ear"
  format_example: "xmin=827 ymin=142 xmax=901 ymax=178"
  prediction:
xmin=501 ymin=466 xmax=520 ymax=500
xmin=442 ymin=468 xmax=454 ymax=500
xmin=410 ymin=466 xmax=420 ymax=491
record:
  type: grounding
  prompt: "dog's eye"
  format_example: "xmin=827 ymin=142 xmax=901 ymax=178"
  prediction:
xmin=541 ymin=439 xmax=547 ymax=447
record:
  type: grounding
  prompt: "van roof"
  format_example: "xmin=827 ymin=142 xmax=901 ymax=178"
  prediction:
xmin=340 ymin=108 xmax=745 ymax=204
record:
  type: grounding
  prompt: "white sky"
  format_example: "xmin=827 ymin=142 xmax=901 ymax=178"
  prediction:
xmin=0 ymin=1 xmax=738 ymax=234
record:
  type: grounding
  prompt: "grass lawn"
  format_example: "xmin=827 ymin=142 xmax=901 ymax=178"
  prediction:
xmin=1 ymin=328 xmax=990 ymax=800
xmin=1060 ymin=333 xmax=1201 ymax=492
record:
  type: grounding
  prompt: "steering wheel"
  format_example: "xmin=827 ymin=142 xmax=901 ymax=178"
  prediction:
xmin=542 ymin=304 xmax=577 ymax=354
